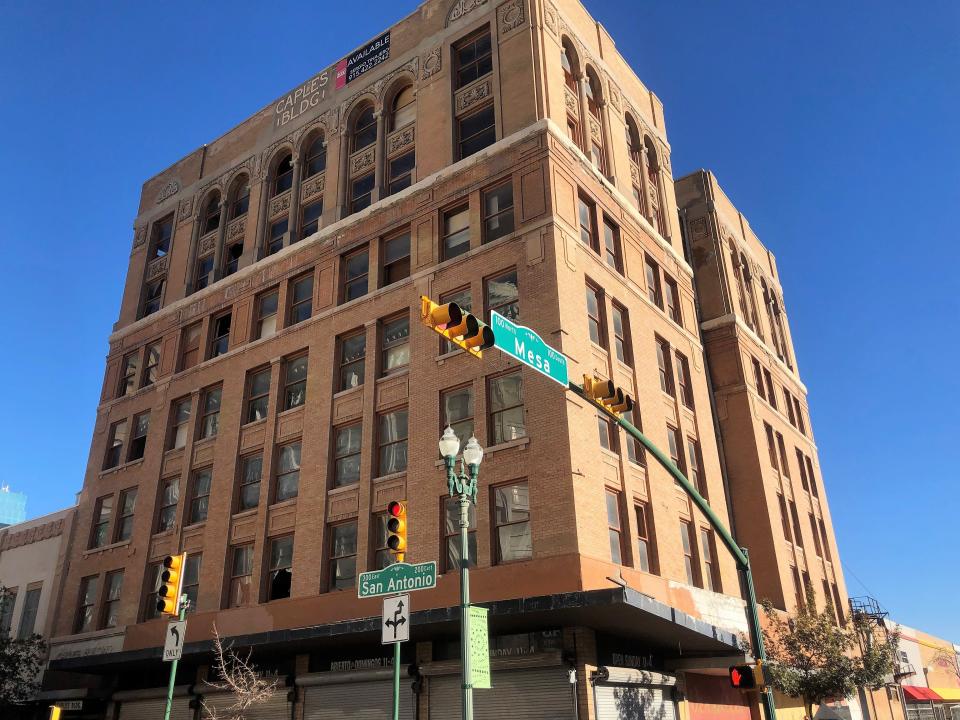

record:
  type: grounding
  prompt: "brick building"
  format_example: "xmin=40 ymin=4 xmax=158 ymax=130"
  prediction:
xmin=46 ymin=0 xmax=853 ymax=719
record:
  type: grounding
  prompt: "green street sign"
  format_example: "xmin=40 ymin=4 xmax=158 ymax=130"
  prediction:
xmin=358 ymin=561 xmax=437 ymax=598
xmin=490 ymin=311 xmax=569 ymax=387
xmin=469 ymin=606 xmax=491 ymax=689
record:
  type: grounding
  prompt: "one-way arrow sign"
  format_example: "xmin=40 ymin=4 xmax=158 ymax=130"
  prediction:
xmin=382 ymin=594 xmax=410 ymax=644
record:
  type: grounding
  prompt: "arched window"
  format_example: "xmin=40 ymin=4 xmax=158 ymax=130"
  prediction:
xmin=352 ymin=105 xmax=377 ymax=152
xmin=644 ymin=137 xmax=665 ymax=235
xmin=730 ymin=243 xmax=751 ymax=320
xmin=625 ymin=115 xmax=642 ymax=166
xmin=272 ymin=153 xmax=293 ymax=197
xmin=200 ymin=192 xmax=221 ymax=236
xmin=585 ymin=68 xmax=602 ymax=120
xmin=391 ymin=86 xmax=415 ymax=131
xmin=561 ymin=38 xmax=578 ymax=91
xmin=739 ymin=253 xmax=760 ymax=331
xmin=303 ymin=134 xmax=326 ymax=179
xmin=228 ymin=174 xmax=250 ymax=220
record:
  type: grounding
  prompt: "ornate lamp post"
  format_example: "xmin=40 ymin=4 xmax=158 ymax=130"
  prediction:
xmin=438 ymin=426 xmax=484 ymax=720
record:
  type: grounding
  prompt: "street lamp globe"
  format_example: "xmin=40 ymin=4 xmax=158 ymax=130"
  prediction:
xmin=462 ymin=435 xmax=484 ymax=467
xmin=439 ymin=425 xmax=461 ymax=460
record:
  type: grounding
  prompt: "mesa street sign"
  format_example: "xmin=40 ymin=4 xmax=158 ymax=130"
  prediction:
xmin=358 ymin=561 xmax=437 ymax=598
xmin=490 ymin=311 xmax=569 ymax=387
xmin=382 ymin=594 xmax=410 ymax=644
xmin=163 ymin=619 xmax=187 ymax=662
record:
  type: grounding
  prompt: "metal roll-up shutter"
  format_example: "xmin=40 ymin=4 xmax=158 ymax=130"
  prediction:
xmin=594 ymin=684 xmax=675 ymax=720
xmin=200 ymin=692 xmax=289 ymax=720
xmin=303 ymin=680 xmax=414 ymax=720
xmin=118 ymin=697 xmax=194 ymax=720
xmin=429 ymin=667 xmax=574 ymax=720
xmin=908 ymin=705 xmax=937 ymax=720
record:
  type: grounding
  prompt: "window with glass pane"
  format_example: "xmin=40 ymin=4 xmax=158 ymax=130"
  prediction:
xmin=200 ymin=387 xmax=221 ymax=439
xmin=597 ymin=414 xmax=616 ymax=452
xmin=442 ymin=205 xmax=470 ymax=260
xmin=115 ymin=488 xmax=137 ymax=542
xmin=170 ymin=397 xmax=191 ymax=450
xmin=16 ymin=587 xmax=41 ymax=639
xmin=635 ymin=504 xmax=652 ymax=573
xmin=666 ymin=426 xmax=685 ymax=474
xmin=485 ymin=269 xmax=519 ymax=321
xmin=118 ymin=352 xmax=138 ymax=397
xmin=675 ymin=352 xmax=694 ymax=409
xmin=611 ymin=303 xmax=631 ymax=365
xmin=101 ymin=571 xmax=123 ymax=629
xmin=656 ymin=337 xmax=674 ymax=396
xmin=455 ymin=30 xmax=492 ymax=88
xmin=622 ymin=408 xmax=645 ymax=466
xmin=489 ymin=372 xmax=525 ymax=444
xmin=283 ymin=355 xmax=308 ymax=410
xmin=256 ymin=290 xmax=278 ymax=340
xmin=182 ymin=554 xmax=201 ymax=613
xmin=457 ymin=104 xmax=496 ymax=159
xmin=304 ymin=135 xmax=326 ymax=177
xmin=585 ymin=284 xmax=604 ymax=347
xmin=179 ymin=322 xmax=201 ymax=371
xmin=373 ymin=514 xmax=393 ymax=569
xmin=381 ymin=316 xmax=410 ymax=375
xmin=444 ymin=498 xmax=477 ymax=571
xmin=686 ymin=438 xmax=704 ymax=496
xmin=778 ymin=495 xmax=793 ymax=542
xmin=777 ymin=432 xmax=791 ymax=478
xmin=388 ymin=151 xmax=415 ymax=195
xmin=764 ymin=423 xmax=779 ymax=470
xmin=807 ymin=456 xmax=819 ymax=498
xmin=128 ymin=412 xmax=149 ymax=461
xmin=142 ymin=343 xmax=160 ymax=388
xmin=352 ymin=106 xmax=377 ymax=151
xmin=329 ymin=522 xmax=358 ymax=590
xmin=268 ymin=537 xmax=293 ymax=600
xmin=90 ymin=496 xmax=113 ymax=548
xmin=482 ymin=183 xmax=514 ymax=243
xmin=188 ymin=468 xmax=212 ymax=524
xmin=441 ymin=386 xmax=474 ymax=447
xmin=267 ymin=217 xmax=288 ymax=255
xmin=275 ymin=442 xmax=301 ymax=502
xmin=229 ymin=545 xmax=254 ymax=607
xmin=333 ymin=424 xmax=362 ymax=488
xmin=664 ymin=277 xmax=681 ymax=324
xmin=210 ymin=313 xmax=231 ymax=358
xmin=810 ymin=513 xmax=823 ymax=557
xmin=141 ymin=279 xmax=164 ymax=318
xmin=789 ymin=500 xmax=804 ymax=547
xmin=142 ymin=562 xmax=162 ymax=620
xmin=338 ymin=331 xmax=366 ymax=390
xmin=602 ymin=218 xmax=622 ymax=272
xmin=350 ymin=173 xmax=375 ymax=214
xmin=104 ymin=420 xmax=127 ymax=469
xmin=156 ymin=478 xmax=179 ymax=533
xmin=391 ymin=86 xmax=415 ymax=130
xmin=606 ymin=491 xmax=623 ymax=564
xmin=440 ymin=288 xmax=471 ymax=353
xmin=342 ymin=248 xmax=369 ymax=302
xmin=273 ymin=154 xmax=293 ymax=196
xmin=764 ymin=370 xmax=777 ymax=409
xmin=493 ymin=482 xmax=531 ymax=563
xmin=238 ymin=455 xmax=262 ymax=511
xmin=0 ymin=590 xmax=16 ymax=636
xmin=223 ymin=241 xmax=243 ymax=277
xmin=821 ymin=520 xmax=832 ymax=560
xmin=290 ymin=273 xmax=313 ymax=325
xmin=645 ymin=257 xmax=663 ymax=308
xmin=75 ymin=576 xmax=99 ymax=633
xmin=378 ymin=409 xmax=408 ymax=476
xmin=150 ymin=216 xmax=173 ymax=259
xmin=300 ymin=199 xmax=323 ymax=239
xmin=382 ymin=232 xmax=411 ymax=285
xmin=700 ymin=528 xmax=718 ymax=592
xmin=680 ymin=522 xmax=698 ymax=586
xmin=796 ymin=449 xmax=810 ymax=492
xmin=195 ymin=254 xmax=214 ymax=291
xmin=245 ymin=368 xmax=271 ymax=424
xmin=578 ymin=195 xmax=597 ymax=250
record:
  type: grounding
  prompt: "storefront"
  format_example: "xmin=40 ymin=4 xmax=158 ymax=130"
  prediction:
xmin=113 ymin=686 xmax=194 ymax=720
xmin=298 ymin=667 xmax=416 ymax=720
xmin=684 ymin=673 xmax=753 ymax=720
xmin=591 ymin=666 xmax=678 ymax=720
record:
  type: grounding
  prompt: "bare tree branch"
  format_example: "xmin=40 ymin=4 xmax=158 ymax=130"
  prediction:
xmin=200 ymin=625 xmax=278 ymax=720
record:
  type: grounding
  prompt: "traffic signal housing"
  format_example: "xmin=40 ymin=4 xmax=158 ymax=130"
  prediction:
xmin=420 ymin=296 xmax=495 ymax=358
xmin=728 ymin=663 xmax=766 ymax=690
xmin=583 ymin=374 xmax=634 ymax=417
xmin=156 ymin=552 xmax=187 ymax=616
xmin=387 ymin=501 xmax=408 ymax=563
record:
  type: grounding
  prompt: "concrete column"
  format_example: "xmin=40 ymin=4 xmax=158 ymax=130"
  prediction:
xmin=598 ymin=97 xmax=616 ymax=183
xmin=288 ymin=154 xmax=302 ymax=244
xmin=211 ymin=199 xmax=228 ymax=281
xmin=372 ymin=108 xmax=386 ymax=203
xmin=336 ymin=128 xmax=350 ymax=220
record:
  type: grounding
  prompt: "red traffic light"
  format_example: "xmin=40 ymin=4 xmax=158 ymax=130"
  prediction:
xmin=388 ymin=501 xmax=405 ymax=517
xmin=729 ymin=664 xmax=759 ymax=689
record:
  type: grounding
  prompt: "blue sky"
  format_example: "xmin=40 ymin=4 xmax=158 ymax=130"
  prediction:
xmin=1 ymin=1 xmax=957 ymax=638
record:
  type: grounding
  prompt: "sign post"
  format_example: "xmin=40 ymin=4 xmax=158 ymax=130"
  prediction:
xmin=490 ymin=311 xmax=569 ymax=386
xmin=382 ymin=594 xmax=410 ymax=720
xmin=162 ymin=596 xmax=187 ymax=720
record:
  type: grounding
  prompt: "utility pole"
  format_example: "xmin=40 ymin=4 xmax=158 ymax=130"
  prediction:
xmin=163 ymin=594 xmax=187 ymax=720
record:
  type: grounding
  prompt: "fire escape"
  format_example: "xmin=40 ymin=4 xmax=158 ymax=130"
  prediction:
xmin=849 ymin=596 xmax=913 ymax=682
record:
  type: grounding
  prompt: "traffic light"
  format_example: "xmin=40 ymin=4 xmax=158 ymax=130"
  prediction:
xmin=386 ymin=500 xmax=408 ymax=563
xmin=49 ymin=706 xmax=61 ymax=720
xmin=156 ymin=552 xmax=187 ymax=616
xmin=420 ymin=296 xmax=495 ymax=358
xmin=583 ymin=374 xmax=634 ymax=417
xmin=728 ymin=663 xmax=765 ymax=690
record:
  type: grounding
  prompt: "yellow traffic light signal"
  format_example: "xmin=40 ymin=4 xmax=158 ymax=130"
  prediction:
xmin=583 ymin=375 xmax=634 ymax=417
xmin=49 ymin=706 xmax=62 ymax=720
xmin=420 ymin=296 xmax=495 ymax=358
xmin=387 ymin=501 xmax=408 ymax=563
xmin=157 ymin=552 xmax=187 ymax=616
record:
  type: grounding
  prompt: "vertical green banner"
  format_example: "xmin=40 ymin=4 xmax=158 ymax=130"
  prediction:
xmin=468 ymin=606 xmax=491 ymax=689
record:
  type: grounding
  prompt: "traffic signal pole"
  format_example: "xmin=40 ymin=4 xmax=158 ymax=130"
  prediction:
xmin=568 ymin=382 xmax=777 ymax=720
xmin=163 ymin=594 xmax=187 ymax=720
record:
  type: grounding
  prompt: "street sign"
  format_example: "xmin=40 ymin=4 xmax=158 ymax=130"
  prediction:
xmin=358 ymin=561 xmax=437 ymax=598
xmin=382 ymin=594 xmax=410 ymax=644
xmin=54 ymin=701 xmax=83 ymax=711
xmin=163 ymin=619 xmax=187 ymax=662
xmin=490 ymin=311 xmax=569 ymax=387
xmin=468 ymin=606 xmax=491 ymax=689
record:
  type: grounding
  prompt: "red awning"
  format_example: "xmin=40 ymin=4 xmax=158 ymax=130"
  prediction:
xmin=903 ymin=686 xmax=943 ymax=702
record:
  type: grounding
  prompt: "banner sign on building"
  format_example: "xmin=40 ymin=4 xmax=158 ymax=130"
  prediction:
xmin=469 ymin=606 xmax=491 ymax=689
xmin=336 ymin=32 xmax=391 ymax=88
